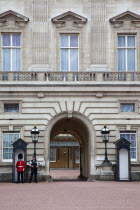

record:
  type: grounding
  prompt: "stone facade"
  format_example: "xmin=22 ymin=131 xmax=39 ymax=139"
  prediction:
xmin=0 ymin=0 xmax=140 ymax=181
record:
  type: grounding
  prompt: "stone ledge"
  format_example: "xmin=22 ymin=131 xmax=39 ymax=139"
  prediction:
xmin=95 ymin=175 xmax=114 ymax=181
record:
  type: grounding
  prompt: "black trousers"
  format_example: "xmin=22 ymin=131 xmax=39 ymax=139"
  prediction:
xmin=29 ymin=169 xmax=37 ymax=183
xmin=17 ymin=171 xmax=24 ymax=183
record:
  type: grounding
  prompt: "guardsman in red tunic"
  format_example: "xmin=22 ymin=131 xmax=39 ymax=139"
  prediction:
xmin=16 ymin=153 xmax=26 ymax=183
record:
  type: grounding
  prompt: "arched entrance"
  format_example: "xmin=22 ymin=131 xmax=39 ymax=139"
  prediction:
xmin=45 ymin=112 xmax=96 ymax=181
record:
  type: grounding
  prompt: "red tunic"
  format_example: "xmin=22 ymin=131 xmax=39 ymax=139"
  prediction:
xmin=16 ymin=161 xmax=26 ymax=172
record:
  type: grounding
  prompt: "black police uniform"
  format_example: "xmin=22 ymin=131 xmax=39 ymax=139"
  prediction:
xmin=29 ymin=159 xmax=38 ymax=183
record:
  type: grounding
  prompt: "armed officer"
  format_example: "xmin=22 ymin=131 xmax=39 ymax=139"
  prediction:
xmin=29 ymin=156 xmax=39 ymax=183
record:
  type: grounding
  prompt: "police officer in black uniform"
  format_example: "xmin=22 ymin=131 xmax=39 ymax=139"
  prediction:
xmin=29 ymin=156 xmax=39 ymax=183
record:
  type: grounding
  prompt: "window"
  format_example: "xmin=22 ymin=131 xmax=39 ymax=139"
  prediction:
xmin=2 ymin=34 xmax=21 ymax=71
xmin=120 ymin=131 xmax=136 ymax=160
xmin=3 ymin=132 xmax=20 ymax=161
xmin=50 ymin=148 xmax=56 ymax=162
xmin=60 ymin=34 xmax=79 ymax=71
xmin=4 ymin=103 xmax=19 ymax=112
xmin=120 ymin=103 xmax=135 ymax=112
xmin=75 ymin=149 xmax=80 ymax=164
xmin=118 ymin=35 xmax=136 ymax=71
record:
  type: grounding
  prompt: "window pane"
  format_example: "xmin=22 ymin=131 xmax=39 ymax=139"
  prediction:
xmin=127 ymin=49 xmax=135 ymax=71
xmin=61 ymin=49 xmax=68 ymax=71
xmin=120 ymin=133 xmax=130 ymax=141
xmin=61 ymin=35 xmax=68 ymax=47
xmin=118 ymin=36 xmax=125 ymax=47
xmin=3 ymin=133 xmax=19 ymax=147
xmin=3 ymin=134 xmax=8 ymax=141
xmin=3 ymin=133 xmax=19 ymax=160
xmin=75 ymin=149 xmax=80 ymax=163
xmin=3 ymin=149 xmax=13 ymax=159
xmin=9 ymin=148 xmax=13 ymax=154
xmin=3 ymin=34 xmax=10 ymax=46
xmin=12 ymin=49 xmax=21 ymax=71
xmin=5 ymin=139 xmax=12 ymax=147
xmin=118 ymin=49 xmax=126 ymax=71
xmin=8 ymin=153 xmax=13 ymax=159
xmin=70 ymin=49 xmax=78 ymax=71
xmin=12 ymin=34 xmax=20 ymax=46
xmin=13 ymin=134 xmax=19 ymax=142
xmin=70 ymin=35 xmax=78 ymax=47
xmin=4 ymin=104 xmax=19 ymax=112
xmin=131 ymin=141 xmax=136 ymax=147
xmin=131 ymin=134 xmax=136 ymax=141
xmin=120 ymin=133 xmax=136 ymax=160
xmin=50 ymin=148 xmax=56 ymax=162
xmin=130 ymin=148 xmax=136 ymax=159
xmin=3 ymin=151 xmax=9 ymax=159
xmin=8 ymin=137 xmax=12 ymax=146
xmin=3 ymin=140 xmax=8 ymax=147
xmin=3 ymin=148 xmax=8 ymax=153
xmin=131 ymin=152 xmax=136 ymax=159
xmin=3 ymin=49 xmax=11 ymax=71
xmin=127 ymin=36 xmax=135 ymax=47
xmin=121 ymin=104 xmax=134 ymax=112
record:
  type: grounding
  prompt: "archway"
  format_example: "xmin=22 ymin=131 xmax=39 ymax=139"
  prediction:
xmin=45 ymin=112 xmax=96 ymax=181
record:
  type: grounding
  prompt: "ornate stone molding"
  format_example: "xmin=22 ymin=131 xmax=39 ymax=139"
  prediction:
xmin=109 ymin=11 xmax=140 ymax=28
xmin=29 ymin=64 xmax=54 ymax=71
xmin=51 ymin=11 xmax=87 ymax=28
xmin=0 ymin=10 xmax=29 ymax=28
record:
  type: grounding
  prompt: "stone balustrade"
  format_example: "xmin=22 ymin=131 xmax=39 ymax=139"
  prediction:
xmin=0 ymin=71 xmax=140 ymax=82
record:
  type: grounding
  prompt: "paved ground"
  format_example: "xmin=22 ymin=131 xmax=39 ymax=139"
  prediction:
xmin=50 ymin=169 xmax=80 ymax=179
xmin=0 ymin=181 xmax=140 ymax=210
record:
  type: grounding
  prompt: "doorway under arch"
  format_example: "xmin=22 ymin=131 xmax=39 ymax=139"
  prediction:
xmin=45 ymin=112 xmax=96 ymax=181
xmin=50 ymin=133 xmax=80 ymax=180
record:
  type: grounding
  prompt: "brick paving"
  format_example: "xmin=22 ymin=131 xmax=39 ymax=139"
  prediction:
xmin=0 ymin=181 xmax=140 ymax=210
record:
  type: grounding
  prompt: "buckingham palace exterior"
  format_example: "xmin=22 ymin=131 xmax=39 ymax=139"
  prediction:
xmin=0 ymin=0 xmax=140 ymax=182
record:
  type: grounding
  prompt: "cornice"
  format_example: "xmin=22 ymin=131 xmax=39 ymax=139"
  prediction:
xmin=0 ymin=10 xmax=29 ymax=28
xmin=52 ymin=11 xmax=87 ymax=28
xmin=110 ymin=11 xmax=140 ymax=28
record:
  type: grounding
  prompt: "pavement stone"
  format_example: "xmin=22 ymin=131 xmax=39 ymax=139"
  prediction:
xmin=0 ymin=181 xmax=140 ymax=210
xmin=50 ymin=169 xmax=80 ymax=179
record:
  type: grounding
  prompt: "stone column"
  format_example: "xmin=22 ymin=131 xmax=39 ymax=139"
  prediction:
xmin=90 ymin=0 xmax=107 ymax=71
xmin=88 ymin=153 xmax=96 ymax=181
xmin=45 ymin=131 xmax=52 ymax=182
xmin=32 ymin=0 xmax=49 ymax=65
xmin=87 ymin=135 xmax=96 ymax=181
